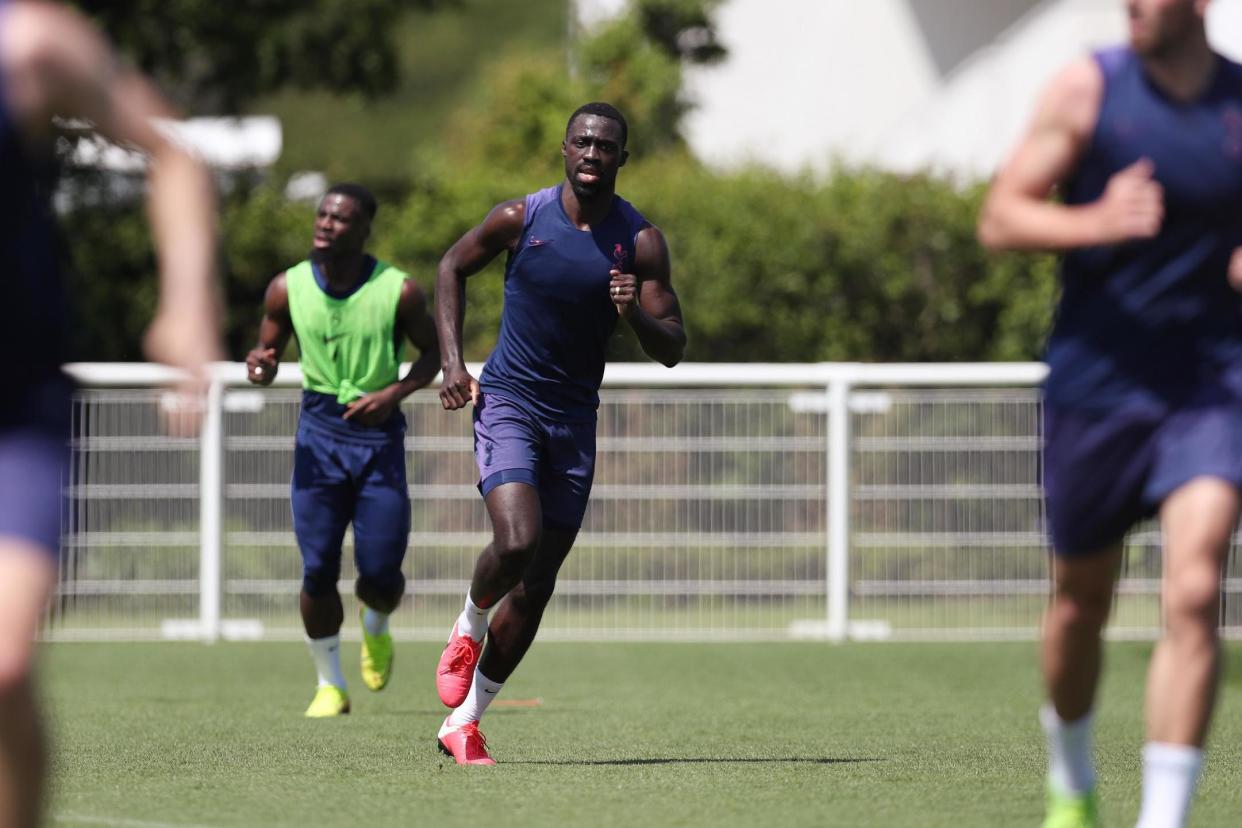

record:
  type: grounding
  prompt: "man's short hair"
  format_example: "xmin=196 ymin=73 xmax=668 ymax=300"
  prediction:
xmin=325 ymin=182 xmax=378 ymax=220
xmin=566 ymin=102 xmax=629 ymax=148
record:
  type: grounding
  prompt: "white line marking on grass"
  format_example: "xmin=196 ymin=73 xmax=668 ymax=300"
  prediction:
xmin=53 ymin=814 xmax=219 ymax=828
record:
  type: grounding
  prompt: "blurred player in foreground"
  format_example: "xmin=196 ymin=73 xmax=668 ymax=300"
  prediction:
xmin=433 ymin=102 xmax=686 ymax=764
xmin=246 ymin=184 xmax=438 ymax=717
xmin=978 ymin=1 xmax=1242 ymax=825
xmin=0 ymin=1 xmax=222 ymax=824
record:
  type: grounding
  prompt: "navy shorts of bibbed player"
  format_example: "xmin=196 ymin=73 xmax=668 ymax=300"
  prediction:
xmin=1043 ymin=398 xmax=1242 ymax=557
xmin=291 ymin=392 xmax=410 ymax=598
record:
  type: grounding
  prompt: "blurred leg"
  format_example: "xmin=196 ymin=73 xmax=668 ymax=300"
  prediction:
xmin=1135 ymin=478 xmax=1239 ymax=828
xmin=1042 ymin=545 xmax=1123 ymax=722
xmin=1146 ymin=477 xmax=1238 ymax=746
xmin=1040 ymin=542 xmax=1121 ymax=806
xmin=0 ymin=542 xmax=56 ymax=828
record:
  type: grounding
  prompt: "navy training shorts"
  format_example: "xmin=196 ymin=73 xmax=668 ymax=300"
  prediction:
xmin=472 ymin=392 xmax=596 ymax=531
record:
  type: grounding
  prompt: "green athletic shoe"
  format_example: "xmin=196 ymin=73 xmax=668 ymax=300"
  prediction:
xmin=1042 ymin=788 xmax=1098 ymax=828
xmin=304 ymin=684 xmax=350 ymax=718
xmin=360 ymin=609 xmax=394 ymax=691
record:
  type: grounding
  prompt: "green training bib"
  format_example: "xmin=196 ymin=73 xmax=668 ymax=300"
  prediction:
xmin=285 ymin=258 xmax=406 ymax=403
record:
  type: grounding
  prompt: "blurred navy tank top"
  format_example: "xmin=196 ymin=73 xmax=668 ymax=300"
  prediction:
xmin=480 ymin=184 xmax=649 ymax=422
xmin=0 ymin=0 xmax=72 ymax=423
xmin=1047 ymin=47 xmax=1242 ymax=412
xmin=0 ymin=0 xmax=68 ymax=392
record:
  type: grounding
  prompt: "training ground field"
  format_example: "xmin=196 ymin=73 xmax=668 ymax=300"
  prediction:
xmin=44 ymin=641 xmax=1242 ymax=828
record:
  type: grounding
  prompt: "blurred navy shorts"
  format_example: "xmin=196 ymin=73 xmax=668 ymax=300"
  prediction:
xmin=1043 ymin=400 xmax=1242 ymax=556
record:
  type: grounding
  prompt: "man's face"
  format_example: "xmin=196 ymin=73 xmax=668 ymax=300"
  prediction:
xmin=312 ymin=193 xmax=369 ymax=256
xmin=562 ymin=115 xmax=628 ymax=197
xmin=1127 ymin=0 xmax=1208 ymax=56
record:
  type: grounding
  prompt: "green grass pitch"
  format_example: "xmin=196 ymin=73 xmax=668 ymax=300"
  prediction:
xmin=43 ymin=640 xmax=1242 ymax=827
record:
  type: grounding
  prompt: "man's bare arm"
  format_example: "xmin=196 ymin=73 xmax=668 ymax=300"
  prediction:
xmin=245 ymin=275 xmax=293 ymax=386
xmin=396 ymin=278 xmax=441 ymax=397
xmin=977 ymin=57 xmax=1162 ymax=253
xmin=613 ymin=225 xmax=685 ymax=368
xmin=435 ymin=200 xmax=524 ymax=410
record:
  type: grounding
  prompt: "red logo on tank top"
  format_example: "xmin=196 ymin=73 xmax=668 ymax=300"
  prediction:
xmin=612 ymin=243 xmax=628 ymax=272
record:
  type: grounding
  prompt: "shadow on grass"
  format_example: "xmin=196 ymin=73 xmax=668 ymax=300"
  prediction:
xmin=507 ymin=757 xmax=882 ymax=766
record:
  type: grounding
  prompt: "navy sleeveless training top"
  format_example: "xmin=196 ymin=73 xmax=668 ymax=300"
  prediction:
xmin=479 ymin=185 xmax=649 ymax=421
xmin=0 ymin=0 xmax=70 ymax=408
xmin=1046 ymin=47 xmax=1242 ymax=412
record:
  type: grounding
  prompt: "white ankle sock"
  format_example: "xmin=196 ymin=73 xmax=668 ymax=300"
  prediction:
xmin=1136 ymin=742 xmax=1203 ymax=828
xmin=306 ymin=633 xmax=346 ymax=690
xmin=361 ymin=606 xmax=389 ymax=637
xmin=448 ymin=667 xmax=504 ymax=726
xmin=456 ymin=593 xmax=489 ymax=642
xmin=1040 ymin=704 xmax=1096 ymax=796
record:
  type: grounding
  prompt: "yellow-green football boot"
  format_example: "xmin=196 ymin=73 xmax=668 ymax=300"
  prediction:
xmin=360 ymin=608 xmax=394 ymax=691
xmin=304 ymin=684 xmax=350 ymax=718
xmin=1042 ymin=787 xmax=1098 ymax=828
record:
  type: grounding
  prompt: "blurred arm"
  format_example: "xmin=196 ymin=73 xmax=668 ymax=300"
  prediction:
xmin=2 ymin=2 xmax=222 ymax=374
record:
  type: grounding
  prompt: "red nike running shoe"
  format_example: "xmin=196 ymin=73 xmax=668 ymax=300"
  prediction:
xmin=436 ymin=622 xmax=482 ymax=707
xmin=437 ymin=716 xmax=496 ymax=765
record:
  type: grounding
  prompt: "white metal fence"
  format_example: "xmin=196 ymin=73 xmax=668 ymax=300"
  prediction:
xmin=47 ymin=362 xmax=1242 ymax=642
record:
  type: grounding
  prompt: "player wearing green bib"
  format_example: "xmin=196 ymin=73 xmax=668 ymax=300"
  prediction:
xmin=246 ymin=184 xmax=439 ymax=717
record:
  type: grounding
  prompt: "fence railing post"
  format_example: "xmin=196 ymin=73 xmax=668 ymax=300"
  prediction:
xmin=826 ymin=374 xmax=851 ymax=642
xmin=199 ymin=371 xmax=224 ymax=643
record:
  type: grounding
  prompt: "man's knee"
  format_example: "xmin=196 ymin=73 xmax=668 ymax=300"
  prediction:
xmin=511 ymin=529 xmax=575 ymax=610
xmin=1051 ymin=581 xmax=1114 ymax=630
xmin=1165 ymin=566 xmax=1223 ymax=627
xmin=355 ymin=571 xmax=405 ymax=610
xmin=493 ymin=522 xmax=541 ymax=569
xmin=302 ymin=563 xmax=341 ymax=597
xmin=1048 ymin=546 xmax=1122 ymax=630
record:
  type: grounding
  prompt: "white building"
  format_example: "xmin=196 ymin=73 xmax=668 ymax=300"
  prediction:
xmin=578 ymin=0 xmax=1242 ymax=180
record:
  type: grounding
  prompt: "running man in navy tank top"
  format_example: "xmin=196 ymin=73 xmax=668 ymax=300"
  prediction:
xmin=0 ymin=2 xmax=222 ymax=825
xmin=433 ymin=102 xmax=686 ymax=764
xmin=979 ymin=2 xmax=1242 ymax=825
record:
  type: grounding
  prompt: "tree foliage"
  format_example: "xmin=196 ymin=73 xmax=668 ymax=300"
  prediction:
xmin=71 ymin=0 xmax=450 ymax=113
xmin=431 ymin=0 xmax=726 ymax=178
xmin=576 ymin=0 xmax=726 ymax=155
